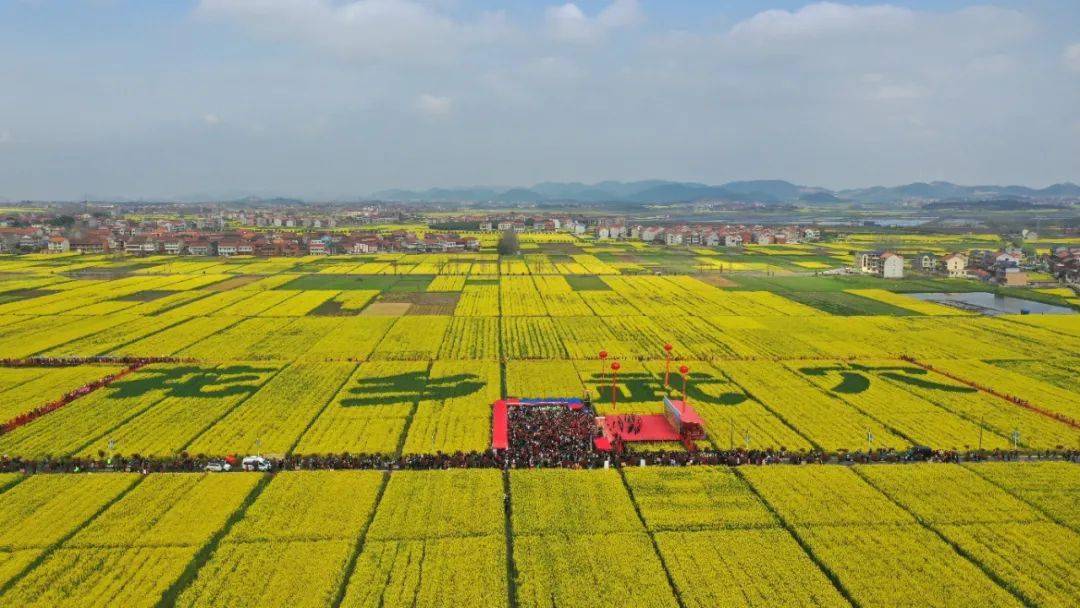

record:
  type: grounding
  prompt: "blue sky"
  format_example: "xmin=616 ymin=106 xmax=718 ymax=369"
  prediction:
xmin=1 ymin=0 xmax=1078 ymax=200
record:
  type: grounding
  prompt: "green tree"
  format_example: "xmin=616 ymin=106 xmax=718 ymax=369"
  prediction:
xmin=497 ymin=229 xmax=519 ymax=255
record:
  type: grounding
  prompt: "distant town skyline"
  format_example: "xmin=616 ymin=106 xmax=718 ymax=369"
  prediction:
xmin=1 ymin=0 xmax=1078 ymax=200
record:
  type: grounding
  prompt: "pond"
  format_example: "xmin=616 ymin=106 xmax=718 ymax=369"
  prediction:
xmin=909 ymin=292 xmax=1075 ymax=315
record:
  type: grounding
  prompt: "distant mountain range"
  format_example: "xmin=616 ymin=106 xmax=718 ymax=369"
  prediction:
xmin=5 ymin=179 xmax=1077 ymax=206
xmin=371 ymin=180 xmax=1080 ymax=205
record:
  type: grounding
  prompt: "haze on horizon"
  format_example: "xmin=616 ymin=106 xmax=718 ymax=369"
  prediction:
xmin=1 ymin=0 xmax=1078 ymax=201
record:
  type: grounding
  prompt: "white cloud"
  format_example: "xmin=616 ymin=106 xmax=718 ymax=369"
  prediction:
xmin=2 ymin=1 xmax=1072 ymax=199
xmin=546 ymin=0 xmax=643 ymax=44
xmin=0 ymin=130 xmax=13 ymax=144
xmin=1065 ymin=43 xmax=1080 ymax=72
xmin=729 ymin=2 xmax=915 ymax=44
xmin=197 ymin=0 xmax=507 ymax=64
xmin=414 ymin=94 xmax=452 ymax=118
xmin=724 ymin=2 xmax=1030 ymax=56
xmin=598 ymin=0 xmax=644 ymax=29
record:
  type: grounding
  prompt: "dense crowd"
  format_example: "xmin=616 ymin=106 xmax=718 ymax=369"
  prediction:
xmin=504 ymin=404 xmax=607 ymax=468
xmin=2 ymin=445 xmax=1076 ymax=476
xmin=0 ymin=356 xmax=186 ymax=368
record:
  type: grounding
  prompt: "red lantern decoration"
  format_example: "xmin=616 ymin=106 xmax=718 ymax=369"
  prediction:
xmin=599 ymin=350 xmax=608 ymax=375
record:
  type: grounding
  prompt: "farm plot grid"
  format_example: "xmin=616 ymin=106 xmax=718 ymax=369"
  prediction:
xmin=0 ymin=463 xmax=1074 ymax=607
xmin=0 ymin=254 xmax=1076 ymax=459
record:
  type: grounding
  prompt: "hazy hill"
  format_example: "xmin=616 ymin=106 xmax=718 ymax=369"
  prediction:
xmin=368 ymin=179 xmax=1079 ymax=205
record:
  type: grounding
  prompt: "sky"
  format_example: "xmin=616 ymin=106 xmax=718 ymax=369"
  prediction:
xmin=1 ymin=0 xmax=1078 ymax=200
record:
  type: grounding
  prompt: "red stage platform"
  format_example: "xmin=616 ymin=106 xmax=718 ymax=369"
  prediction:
xmin=600 ymin=414 xmax=682 ymax=441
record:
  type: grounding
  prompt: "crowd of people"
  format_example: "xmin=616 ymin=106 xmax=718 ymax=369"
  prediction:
xmin=0 ymin=359 xmax=174 ymax=434
xmin=0 ymin=446 xmax=1076 ymax=476
xmin=610 ymin=413 xmax=644 ymax=438
xmin=0 ymin=371 xmax=126 ymax=434
xmin=504 ymin=403 xmax=607 ymax=468
xmin=899 ymin=356 xmax=1080 ymax=429
xmin=0 ymin=356 xmax=185 ymax=368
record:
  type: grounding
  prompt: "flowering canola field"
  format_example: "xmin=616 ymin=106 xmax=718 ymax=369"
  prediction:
xmin=0 ymin=252 xmax=1076 ymax=456
xmin=0 ymin=250 xmax=1076 ymax=605
xmin=0 ymin=464 xmax=1071 ymax=605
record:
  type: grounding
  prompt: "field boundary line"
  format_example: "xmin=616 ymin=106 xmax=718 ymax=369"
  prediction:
xmin=0 ymin=473 xmax=146 ymax=597
xmin=961 ymin=463 xmax=1080 ymax=535
xmin=616 ymin=465 xmax=688 ymax=608
xmin=869 ymin=362 xmax=1024 ymax=447
xmin=0 ymin=363 xmax=145 ymax=436
xmin=67 ymin=380 xmax=182 ymax=458
xmin=851 ymin=466 xmax=1037 ymax=608
xmin=143 ymin=288 xmax=219 ymax=317
xmin=502 ymin=469 xmax=519 ymax=608
xmin=731 ymin=467 xmax=861 ymax=608
xmin=155 ymin=472 xmax=274 ymax=608
xmin=0 ymin=473 xmax=27 ymax=496
xmin=44 ymin=312 xmax=193 ymax=359
xmin=330 ymin=470 xmax=391 ymax=608
xmin=284 ymin=360 xmax=361 ymax=456
xmin=392 ymin=360 xmax=434 ymax=457
xmin=901 ymin=356 xmax=1080 ymax=430
xmin=180 ymin=362 xmax=291 ymax=454
xmin=814 ymin=375 xmax=922 ymax=446
xmin=164 ymin=315 xmax=247 ymax=358
xmin=718 ymin=368 xmax=823 ymax=452
xmin=781 ymin=359 xmax=923 ymax=448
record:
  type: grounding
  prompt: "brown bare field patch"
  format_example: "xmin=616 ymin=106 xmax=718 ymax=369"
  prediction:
xmin=204 ymin=275 xmax=261 ymax=291
xmin=407 ymin=302 xmax=457 ymax=315
xmin=361 ymin=302 xmax=412 ymax=316
xmin=379 ymin=292 xmax=460 ymax=307
xmin=115 ymin=290 xmax=174 ymax=302
xmin=697 ymin=274 xmax=736 ymax=287
xmin=538 ymin=243 xmax=583 ymax=254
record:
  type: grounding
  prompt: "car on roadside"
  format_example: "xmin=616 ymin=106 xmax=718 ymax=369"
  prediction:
xmin=241 ymin=455 xmax=272 ymax=472
xmin=204 ymin=459 xmax=231 ymax=472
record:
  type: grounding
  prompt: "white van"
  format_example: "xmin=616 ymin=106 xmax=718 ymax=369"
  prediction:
xmin=241 ymin=455 xmax=272 ymax=471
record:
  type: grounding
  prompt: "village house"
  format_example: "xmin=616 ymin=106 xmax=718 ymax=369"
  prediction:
xmin=186 ymin=240 xmax=214 ymax=256
xmin=942 ymin=253 xmax=968 ymax=278
xmin=1049 ymin=247 xmax=1080 ymax=283
xmin=163 ymin=239 xmax=185 ymax=255
xmin=47 ymin=236 xmax=70 ymax=253
xmin=640 ymin=226 xmax=663 ymax=242
xmin=124 ymin=237 xmax=161 ymax=255
xmin=216 ymin=238 xmax=241 ymax=256
xmin=997 ymin=266 xmax=1028 ymax=286
xmin=858 ymin=250 xmax=904 ymax=278
xmin=307 ymin=239 xmax=330 ymax=255
xmin=914 ymin=253 xmax=938 ymax=272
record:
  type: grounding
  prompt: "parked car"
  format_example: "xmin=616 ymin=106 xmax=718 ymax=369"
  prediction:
xmin=904 ymin=446 xmax=935 ymax=461
xmin=204 ymin=460 xmax=231 ymax=472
